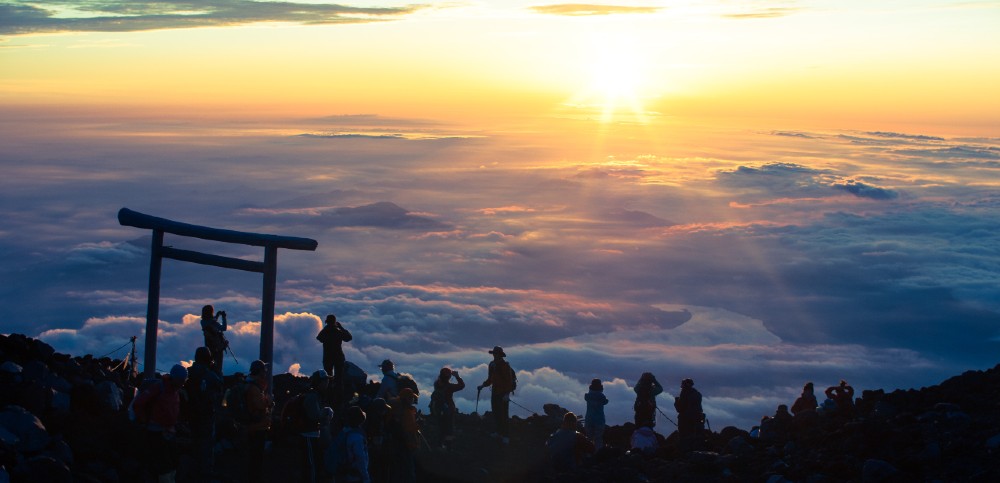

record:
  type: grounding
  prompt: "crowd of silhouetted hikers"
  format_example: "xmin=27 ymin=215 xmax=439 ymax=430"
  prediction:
xmin=6 ymin=311 xmax=1000 ymax=482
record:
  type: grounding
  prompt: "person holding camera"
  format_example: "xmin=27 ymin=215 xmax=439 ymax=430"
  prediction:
xmin=430 ymin=366 xmax=465 ymax=448
xmin=316 ymin=314 xmax=354 ymax=397
xmin=200 ymin=304 xmax=228 ymax=375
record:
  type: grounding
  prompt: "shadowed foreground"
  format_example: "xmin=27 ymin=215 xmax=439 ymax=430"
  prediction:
xmin=2 ymin=332 xmax=999 ymax=482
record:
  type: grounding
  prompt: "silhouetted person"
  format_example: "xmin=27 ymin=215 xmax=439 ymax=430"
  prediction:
xmin=633 ymin=372 xmax=662 ymax=427
xmin=478 ymin=346 xmax=516 ymax=444
xmin=825 ymin=379 xmax=855 ymax=418
xmin=244 ymin=360 xmax=272 ymax=483
xmin=674 ymin=378 xmax=704 ymax=451
xmin=185 ymin=347 xmax=223 ymax=481
xmin=200 ymin=305 xmax=228 ymax=375
xmin=584 ymin=378 xmax=608 ymax=449
xmin=328 ymin=405 xmax=370 ymax=483
xmin=316 ymin=314 xmax=353 ymax=395
xmin=791 ymin=382 xmax=818 ymax=416
xmin=546 ymin=412 xmax=594 ymax=473
xmin=430 ymin=367 xmax=465 ymax=447
xmin=131 ymin=364 xmax=187 ymax=481
xmin=389 ymin=387 xmax=419 ymax=483
xmin=376 ymin=359 xmax=400 ymax=400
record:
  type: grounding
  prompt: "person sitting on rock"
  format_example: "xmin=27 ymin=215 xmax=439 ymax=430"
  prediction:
xmin=546 ymin=411 xmax=594 ymax=473
xmin=791 ymin=382 xmax=818 ymax=415
xmin=824 ymin=379 xmax=855 ymax=418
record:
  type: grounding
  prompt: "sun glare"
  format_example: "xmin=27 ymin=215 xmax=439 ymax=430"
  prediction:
xmin=571 ymin=37 xmax=652 ymax=123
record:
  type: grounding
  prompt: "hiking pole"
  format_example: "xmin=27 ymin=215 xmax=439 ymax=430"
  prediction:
xmin=225 ymin=343 xmax=239 ymax=365
xmin=418 ymin=430 xmax=432 ymax=451
xmin=655 ymin=406 xmax=678 ymax=427
xmin=475 ymin=387 xmax=481 ymax=414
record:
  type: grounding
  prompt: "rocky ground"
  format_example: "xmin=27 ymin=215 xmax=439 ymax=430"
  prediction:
xmin=2 ymin=332 xmax=1000 ymax=482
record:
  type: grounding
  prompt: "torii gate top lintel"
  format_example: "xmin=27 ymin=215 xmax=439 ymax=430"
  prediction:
xmin=117 ymin=207 xmax=318 ymax=386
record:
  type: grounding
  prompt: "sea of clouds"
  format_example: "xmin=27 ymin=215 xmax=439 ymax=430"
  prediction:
xmin=1 ymin=109 xmax=998 ymax=429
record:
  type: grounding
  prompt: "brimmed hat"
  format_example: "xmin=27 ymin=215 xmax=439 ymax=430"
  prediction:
xmin=311 ymin=370 xmax=330 ymax=383
xmin=380 ymin=359 xmax=394 ymax=370
xmin=488 ymin=346 xmax=506 ymax=357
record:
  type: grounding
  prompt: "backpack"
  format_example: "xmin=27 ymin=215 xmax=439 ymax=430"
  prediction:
xmin=184 ymin=365 xmax=219 ymax=415
xmin=395 ymin=373 xmax=419 ymax=398
xmin=225 ymin=381 xmax=257 ymax=423
xmin=280 ymin=392 xmax=318 ymax=433
xmin=129 ymin=380 xmax=164 ymax=424
xmin=428 ymin=390 xmax=450 ymax=416
xmin=490 ymin=360 xmax=516 ymax=393
xmin=326 ymin=427 xmax=364 ymax=479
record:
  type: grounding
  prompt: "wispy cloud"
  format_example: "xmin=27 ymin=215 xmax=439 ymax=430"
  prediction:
xmin=0 ymin=1 xmax=425 ymax=35
xmin=530 ymin=3 xmax=662 ymax=16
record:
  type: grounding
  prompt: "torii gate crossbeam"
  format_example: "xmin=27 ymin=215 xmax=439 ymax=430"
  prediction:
xmin=117 ymin=207 xmax=318 ymax=386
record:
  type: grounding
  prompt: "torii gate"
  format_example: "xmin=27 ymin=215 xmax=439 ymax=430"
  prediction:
xmin=117 ymin=207 xmax=318 ymax=387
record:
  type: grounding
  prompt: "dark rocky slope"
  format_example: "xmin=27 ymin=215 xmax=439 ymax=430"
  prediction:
xmin=2 ymin=332 xmax=999 ymax=482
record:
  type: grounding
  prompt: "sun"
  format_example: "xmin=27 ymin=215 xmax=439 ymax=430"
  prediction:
xmin=572 ymin=37 xmax=652 ymax=123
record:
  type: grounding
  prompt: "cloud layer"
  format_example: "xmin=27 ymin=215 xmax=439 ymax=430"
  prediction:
xmin=0 ymin=1 xmax=423 ymax=35
xmin=1 ymin=111 xmax=998 ymax=429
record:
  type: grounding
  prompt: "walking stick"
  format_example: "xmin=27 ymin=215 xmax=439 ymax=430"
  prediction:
xmin=655 ymin=406 xmax=678 ymax=427
xmin=475 ymin=386 xmax=482 ymax=414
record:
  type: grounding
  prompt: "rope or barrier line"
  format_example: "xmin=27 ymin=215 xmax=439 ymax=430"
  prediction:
xmin=656 ymin=405 xmax=678 ymax=427
xmin=508 ymin=397 xmax=537 ymax=416
xmin=99 ymin=339 xmax=133 ymax=359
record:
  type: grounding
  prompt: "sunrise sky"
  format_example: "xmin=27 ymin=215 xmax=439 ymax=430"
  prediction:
xmin=2 ymin=0 xmax=999 ymax=429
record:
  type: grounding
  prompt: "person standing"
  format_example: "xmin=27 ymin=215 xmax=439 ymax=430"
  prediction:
xmin=477 ymin=346 xmax=516 ymax=444
xmin=633 ymin=372 xmax=662 ymax=428
xmin=430 ymin=367 xmax=465 ymax=448
xmin=316 ymin=314 xmax=353 ymax=395
xmin=185 ymin=347 xmax=223 ymax=481
xmin=131 ymin=364 xmax=187 ymax=481
xmin=674 ymin=378 xmax=704 ymax=452
xmin=584 ymin=378 xmax=608 ymax=450
xmin=200 ymin=305 xmax=228 ymax=376
xmin=244 ymin=360 xmax=273 ymax=483
xmin=824 ymin=379 xmax=855 ymax=418
xmin=791 ymin=382 xmax=818 ymax=416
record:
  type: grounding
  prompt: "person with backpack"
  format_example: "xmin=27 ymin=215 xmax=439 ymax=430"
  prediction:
xmin=546 ymin=411 xmax=594 ymax=474
xmin=633 ymin=372 xmax=662 ymax=428
xmin=376 ymin=360 xmax=420 ymax=402
xmin=477 ymin=346 xmax=516 ymax=444
xmin=376 ymin=360 xmax=400 ymax=400
xmin=674 ymin=378 xmax=705 ymax=452
xmin=327 ymin=406 xmax=370 ymax=483
xmin=316 ymin=314 xmax=353 ymax=397
xmin=287 ymin=370 xmax=334 ymax=483
xmin=131 ymin=364 xmax=187 ymax=482
xmin=388 ymin=387 xmax=420 ymax=483
xmin=241 ymin=359 xmax=273 ymax=483
xmin=201 ymin=305 xmax=228 ymax=376
xmin=430 ymin=367 xmax=465 ymax=448
xmin=584 ymin=378 xmax=608 ymax=450
xmin=185 ymin=347 xmax=223 ymax=481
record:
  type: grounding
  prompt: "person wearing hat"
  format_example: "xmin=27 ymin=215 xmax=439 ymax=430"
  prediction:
xmin=674 ymin=378 xmax=705 ymax=452
xmin=185 ymin=347 xmax=223 ymax=480
xmin=390 ymin=387 xmax=420 ymax=482
xmin=477 ymin=346 xmax=516 ymax=444
xmin=375 ymin=359 xmax=399 ymax=400
xmin=132 ymin=363 xmax=187 ymax=481
xmin=584 ymin=378 xmax=608 ymax=450
xmin=244 ymin=359 xmax=273 ymax=483
xmin=299 ymin=370 xmax=334 ymax=483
